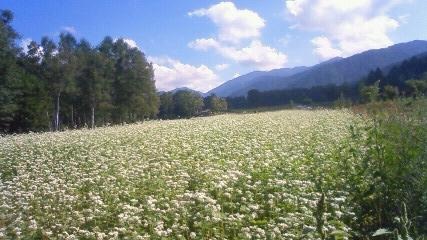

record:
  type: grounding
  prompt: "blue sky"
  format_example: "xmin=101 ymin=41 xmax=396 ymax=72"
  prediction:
xmin=2 ymin=0 xmax=427 ymax=92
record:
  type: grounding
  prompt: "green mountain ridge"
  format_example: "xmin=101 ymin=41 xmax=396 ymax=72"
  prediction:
xmin=220 ymin=40 xmax=427 ymax=97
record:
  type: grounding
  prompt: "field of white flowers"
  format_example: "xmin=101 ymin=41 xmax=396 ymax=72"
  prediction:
xmin=0 ymin=110 xmax=367 ymax=239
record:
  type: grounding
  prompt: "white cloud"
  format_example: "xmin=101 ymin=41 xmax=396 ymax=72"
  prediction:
xmin=148 ymin=57 xmax=221 ymax=92
xmin=188 ymin=2 xmax=287 ymax=71
xmin=188 ymin=38 xmax=220 ymax=51
xmin=398 ymin=14 xmax=410 ymax=24
xmin=285 ymin=0 xmax=405 ymax=59
xmin=113 ymin=38 xmax=140 ymax=49
xmin=215 ymin=63 xmax=229 ymax=71
xmin=311 ymin=36 xmax=342 ymax=59
xmin=189 ymin=1 xmax=265 ymax=44
xmin=190 ymin=38 xmax=287 ymax=71
xmin=20 ymin=38 xmax=33 ymax=54
xmin=335 ymin=16 xmax=398 ymax=55
xmin=20 ymin=38 xmax=43 ymax=57
xmin=62 ymin=26 xmax=77 ymax=34
xmin=122 ymin=38 xmax=139 ymax=49
xmin=233 ymin=73 xmax=241 ymax=78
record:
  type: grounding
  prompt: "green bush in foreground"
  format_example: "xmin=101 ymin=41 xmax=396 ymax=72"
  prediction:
xmin=344 ymin=99 xmax=427 ymax=239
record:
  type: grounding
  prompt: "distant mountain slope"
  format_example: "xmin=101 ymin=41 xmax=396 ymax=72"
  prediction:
xmin=159 ymin=87 xmax=206 ymax=97
xmin=207 ymin=66 xmax=308 ymax=97
xmin=230 ymin=40 xmax=427 ymax=96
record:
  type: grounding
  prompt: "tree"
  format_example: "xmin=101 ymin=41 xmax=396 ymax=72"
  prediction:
xmin=173 ymin=90 xmax=204 ymax=118
xmin=365 ymin=68 xmax=384 ymax=86
xmin=406 ymin=79 xmax=427 ymax=98
xmin=76 ymin=40 xmax=112 ymax=128
xmin=383 ymin=85 xmax=399 ymax=100
xmin=40 ymin=33 xmax=78 ymax=131
xmin=204 ymin=94 xmax=228 ymax=112
xmin=360 ymin=81 xmax=380 ymax=103
xmin=0 ymin=9 xmax=24 ymax=132
xmin=247 ymin=89 xmax=261 ymax=108
xmin=334 ymin=92 xmax=352 ymax=108
xmin=111 ymin=39 xmax=158 ymax=123
xmin=159 ymin=92 xmax=174 ymax=119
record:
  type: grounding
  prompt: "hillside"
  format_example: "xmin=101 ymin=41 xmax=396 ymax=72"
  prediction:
xmin=227 ymin=40 xmax=427 ymax=96
xmin=207 ymin=66 xmax=308 ymax=97
xmin=171 ymin=87 xmax=206 ymax=97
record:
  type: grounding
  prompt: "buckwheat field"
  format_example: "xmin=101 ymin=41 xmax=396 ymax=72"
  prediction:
xmin=1 ymin=110 xmax=368 ymax=239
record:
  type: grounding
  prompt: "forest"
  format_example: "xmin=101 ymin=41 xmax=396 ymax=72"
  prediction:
xmin=1 ymin=10 xmax=159 ymax=132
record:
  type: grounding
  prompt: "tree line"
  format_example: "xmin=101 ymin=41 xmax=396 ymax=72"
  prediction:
xmin=0 ymin=9 xmax=228 ymax=133
xmin=226 ymin=54 xmax=427 ymax=109
xmin=1 ymin=9 xmax=159 ymax=133
xmin=158 ymin=91 xmax=227 ymax=119
xmin=360 ymin=55 xmax=427 ymax=102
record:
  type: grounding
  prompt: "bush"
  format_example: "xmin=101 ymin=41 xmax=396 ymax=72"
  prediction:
xmin=344 ymin=99 xmax=427 ymax=239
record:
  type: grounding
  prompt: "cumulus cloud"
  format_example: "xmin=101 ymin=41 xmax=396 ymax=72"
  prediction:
xmin=189 ymin=1 xmax=265 ymax=44
xmin=215 ymin=63 xmax=229 ymax=71
xmin=311 ymin=36 xmax=343 ymax=59
xmin=189 ymin=38 xmax=221 ymax=51
xmin=148 ymin=57 xmax=221 ymax=92
xmin=62 ymin=26 xmax=77 ymax=34
xmin=122 ymin=38 xmax=139 ymax=49
xmin=188 ymin=2 xmax=288 ymax=71
xmin=285 ymin=0 xmax=404 ymax=60
xmin=190 ymin=38 xmax=287 ymax=70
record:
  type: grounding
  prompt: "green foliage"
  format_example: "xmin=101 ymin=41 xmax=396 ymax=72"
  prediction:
xmin=172 ymin=90 xmax=204 ymax=118
xmin=360 ymin=81 xmax=380 ymax=103
xmin=158 ymin=92 xmax=175 ymax=119
xmin=406 ymin=79 xmax=427 ymax=98
xmin=247 ymin=89 xmax=261 ymax=107
xmin=343 ymin=99 xmax=427 ymax=239
xmin=383 ymin=85 xmax=400 ymax=100
xmin=372 ymin=203 xmax=416 ymax=240
xmin=334 ymin=92 xmax=353 ymax=108
xmin=0 ymin=10 xmax=158 ymax=133
xmin=204 ymin=94 xmax=228 ymax=112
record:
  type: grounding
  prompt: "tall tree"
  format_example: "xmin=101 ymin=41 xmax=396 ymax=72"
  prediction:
xmin=111 ymin=39 xmax=158 ymax=123
xmin=173 ymin=90 xmax=204 ymax=118
xmin=0 ymin=11 xmax=161 ymax=133
xmin=247 ymin=89 xmax=261 ymax=108
xmin=205 ymin=94 xmax=228 ymax=112
xmin=77 ymin=40 xmax=112 ymax=128
xmin=0 ymin=10 xmax=21 ymax=132
xmin=158 ymin=92 xmax=174 ymax=119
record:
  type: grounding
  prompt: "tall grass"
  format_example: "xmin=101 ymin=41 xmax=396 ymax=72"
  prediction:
xmin=344 ymin=99 xmax=427 ymax=239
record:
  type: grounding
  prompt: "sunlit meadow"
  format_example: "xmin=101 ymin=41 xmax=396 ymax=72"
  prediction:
xmin=0 ymin=110 xmax=367 ymax=239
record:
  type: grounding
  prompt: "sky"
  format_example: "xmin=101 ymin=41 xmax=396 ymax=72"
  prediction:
xmin=2 ymin=0 xmax=427 ymax=92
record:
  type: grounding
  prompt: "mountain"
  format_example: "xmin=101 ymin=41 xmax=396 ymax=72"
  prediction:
xmin=169 ymin=87 xmax=206 ymax=97
xmin=228 ymin=40 xmax=427 ymax=96
xmin=207 ymin=66 xmax=308 ymax=97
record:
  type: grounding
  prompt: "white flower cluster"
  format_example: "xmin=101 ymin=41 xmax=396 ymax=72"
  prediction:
xmin=0 ymin=110 xmax=364 ymax=239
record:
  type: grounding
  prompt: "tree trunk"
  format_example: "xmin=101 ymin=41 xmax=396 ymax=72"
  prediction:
xmin=71 ymin=105 xmax=74 ymax=128
xmin=91 ymin=106 xmax=95 ymax=129
xmin=55 ymin=92 xmax=61 ymax=131
xmin=47 ymin=111 xmax=52 ymax=131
